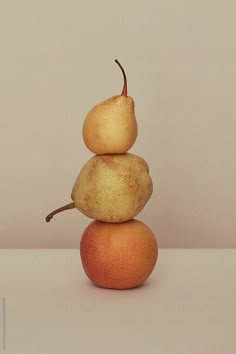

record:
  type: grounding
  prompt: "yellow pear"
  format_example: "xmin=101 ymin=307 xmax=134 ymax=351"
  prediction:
xmin=82 ymin=60 xmax=138 ymax=154
xmin=45 ymin=153 xmax=152 ymax=223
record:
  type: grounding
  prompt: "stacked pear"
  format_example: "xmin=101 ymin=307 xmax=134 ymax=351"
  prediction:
xmin=83 ymin=60 xmax=138 ymax=154
xmin=46 ymin=60 xmax=158 ymax=289
xmin=46 ymin=60 xmax=153 ymax=223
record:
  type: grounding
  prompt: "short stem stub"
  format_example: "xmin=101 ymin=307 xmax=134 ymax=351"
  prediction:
xmin=115 ymin=59 xmax=127 ymax=96
xmin=45 ymin=202 xmax=75 ymax=222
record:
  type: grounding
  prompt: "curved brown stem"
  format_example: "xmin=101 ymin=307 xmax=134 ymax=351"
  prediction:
xmin=115 ymin=59 xmax=127 ymax=96
xmin=45 ymin=202 xmax=75 ymax=222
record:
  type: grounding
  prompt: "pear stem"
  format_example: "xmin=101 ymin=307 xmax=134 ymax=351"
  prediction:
xmin=115 ymin=59 xmax=127 ymax=96
xmin=45 ymin=202 xmax=75 ymax=222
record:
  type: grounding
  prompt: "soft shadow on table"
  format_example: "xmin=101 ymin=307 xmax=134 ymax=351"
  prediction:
xmin=70 ymin=250 xmax=171 ymax=302
xmin=79 ymin=270 xmax=165 ymax=298
xmin=85 ymin=279 xmax=150 ymax=291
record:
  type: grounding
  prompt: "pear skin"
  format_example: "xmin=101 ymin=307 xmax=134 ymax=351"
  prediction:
xmin=46 ymin=153 xmax=153 ymax=223
xmin=71 ymin=153 xmax=152 ymax=222
xmin=82 ymin=60 xmax=138 ymax=154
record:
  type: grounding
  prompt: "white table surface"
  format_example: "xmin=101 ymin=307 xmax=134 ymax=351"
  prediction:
xmin=0 ymin=249 xmax=236 ymax=354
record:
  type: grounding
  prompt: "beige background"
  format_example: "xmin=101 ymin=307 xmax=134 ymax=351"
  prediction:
xmin=1 ymin=249 xmax=236 ymax=353
xmin=0 ymin=0 xmax=235 ymax=248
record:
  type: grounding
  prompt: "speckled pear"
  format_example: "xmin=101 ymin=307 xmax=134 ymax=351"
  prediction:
xmin=45 ymin=153 xmax=153 ymax=223
xmin=82 ymin=60 xmax=138 ymax=154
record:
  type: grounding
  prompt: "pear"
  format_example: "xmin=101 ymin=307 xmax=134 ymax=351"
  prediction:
xmin=82 ymin=60 xmax=138 ymax=154
xmin=46 ymin=153 xmax=152 ymax=223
